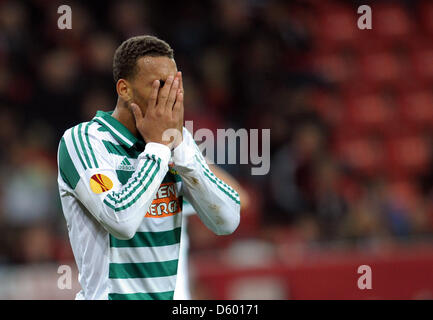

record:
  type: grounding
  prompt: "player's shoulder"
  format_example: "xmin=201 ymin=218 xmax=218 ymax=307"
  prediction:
xmin=59 ymin=120 xmax=109 ymax=169
xmin=61 ymin=120 xmax=106 ymax=146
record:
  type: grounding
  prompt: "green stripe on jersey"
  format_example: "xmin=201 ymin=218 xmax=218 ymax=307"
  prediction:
xmin=203 ymin=170 xmax=240 ymax=204
xmin=71 ymin=126 xmax=87 ymax=170
xmin=108 ymin=291 xmax=174 ymax=300
xmin=195 ymin=154 xmax=239 ymax=198
xmin=116 ymin=170 xmax=133 ymax=185
xmin=105 ymin=160 xmax=155 ymax=210
xmin=58 ymin=138 xmax=80 ymax=189
xmin=102 ymin=140 xmax=141 ymax=159
xmin=194 ymin=155 xmax=240 ymax=204
xmin=104 ymin=158 xmax=160 ymax=212
xmin=110 ymin=159 xmax=153 ymax=200
xmin=109 ymin=259 xmax=178 ymax=279
xmin=78 ymin=123 xmax=92 ymax=168
xmin=116 ymin=168 xmax=181 ymax=185
xmin=85 ymin=122 xmax=99 ymax=168
xmin=97 ymin=126 xmax=109 ymax=132
xmin=94 ymin=116 xmax=134 ymax=147
xmin=170 ymin=171 xmax=182 ymax=183
xmin=110 ymin=227 xmax=181 ymax=248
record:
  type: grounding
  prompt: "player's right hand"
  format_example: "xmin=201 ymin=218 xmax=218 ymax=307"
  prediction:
xmin=130 ymin=73 xmax=183 ymax=149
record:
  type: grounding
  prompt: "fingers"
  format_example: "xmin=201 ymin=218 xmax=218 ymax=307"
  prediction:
xmin=166 ymin=77 xmax=179 ymax=112
xmin=172 ymin=71 xmax=184 ymax=125
xmin=130 ymin=102 xmax=143 ymax=121
xmin=148 ymin=80 xmax=160 ymax=109
xmin=178 ymin=71 xmax=183 ymax=94
xmin=172 ymin=89 xmax=184 ymax=118
xmin=172 ymin=87 xmax=184 ymax=148
xmin=157 ymin=75 xmax=173 ymax=108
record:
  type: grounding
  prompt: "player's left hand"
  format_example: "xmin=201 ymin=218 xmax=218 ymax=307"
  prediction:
xmin=171 ymin=71 xmax=184 ymax=149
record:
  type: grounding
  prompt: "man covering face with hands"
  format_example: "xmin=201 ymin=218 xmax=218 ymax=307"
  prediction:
xmin=57 ymin=35 xmax=240 ymax=300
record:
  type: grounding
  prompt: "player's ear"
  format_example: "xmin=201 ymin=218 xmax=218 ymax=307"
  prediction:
xmin=116 ymin=79 xmax=132 ymax=102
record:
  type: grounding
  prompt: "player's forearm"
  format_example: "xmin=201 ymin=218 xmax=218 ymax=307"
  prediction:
xmin=181 ymin=173 xmax=240 ymax=235
xmin=172 ymin=138 xmax=240 ymax=235
xmin=99 ymin=143 xmax=171 ymax=239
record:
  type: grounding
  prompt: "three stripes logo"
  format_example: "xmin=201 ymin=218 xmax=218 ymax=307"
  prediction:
xmin=90 ymin=174 xmax=114 ymax=194
xmin=117 ymin=157 xmax=134 ymax=171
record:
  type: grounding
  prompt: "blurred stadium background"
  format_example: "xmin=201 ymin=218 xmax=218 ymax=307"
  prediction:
xmin=1 ymin=0 xmax=433 ymax=299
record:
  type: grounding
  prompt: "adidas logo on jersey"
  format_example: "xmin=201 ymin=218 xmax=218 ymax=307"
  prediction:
xmin=117 ymin=157 xmax=134 ymax=171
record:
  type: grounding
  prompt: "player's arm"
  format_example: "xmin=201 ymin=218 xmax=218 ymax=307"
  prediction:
xmin=182 ymin=164 xmax=250 ymax=217
xmin=171 ymin=127 xmax=241 ymax=235
xmin=208 ymin=164 xmax=250 ymax=211
xmin=58 ymin=130 xmax=171 ymax=240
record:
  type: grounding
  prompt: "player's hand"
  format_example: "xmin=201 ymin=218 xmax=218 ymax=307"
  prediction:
xmin=130 ymin=72 xmax=184 ymax=149
xmin=173 ymin=71 xmax=184 ymax=144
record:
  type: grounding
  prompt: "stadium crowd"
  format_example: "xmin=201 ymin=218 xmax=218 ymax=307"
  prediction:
xmin=0 ymin=0 xmax=433 ymax=268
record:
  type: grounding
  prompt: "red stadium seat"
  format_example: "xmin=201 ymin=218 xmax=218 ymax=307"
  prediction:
xmin=342 ymin=92 xmax=395 ymax=134
xmin=334 ymin=135 xmax=385 ymax=176
xmin=359 ymin=51 xmax=402 ymax=85
xmin=373 ymin=3 xmax=413 ymax=41
xmin=386 ymin=134 xmax=431 ymax=179
xmin=313 ymin=4 xmax=361 ymax=49
xmin=411 ymin=48 xmax=433 ymax=84
xmin=398 ymin=90 xmax=433 ymax=128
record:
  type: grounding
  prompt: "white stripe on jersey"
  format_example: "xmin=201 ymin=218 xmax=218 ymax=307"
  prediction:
xmin=110 ymin=243 xmax=180 ymax=264
xmin=109 ymin=275 xmax=177 ymax=294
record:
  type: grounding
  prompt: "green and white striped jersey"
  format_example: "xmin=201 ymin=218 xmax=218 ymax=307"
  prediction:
xmin=57 ymin=110 xmax=240 ymax=300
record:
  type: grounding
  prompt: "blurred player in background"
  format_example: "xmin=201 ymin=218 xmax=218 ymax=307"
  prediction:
xmin=57 ymin=35 xmax=240 ymax=300
xmin=174 ymin=164 xmax=249 ymax=299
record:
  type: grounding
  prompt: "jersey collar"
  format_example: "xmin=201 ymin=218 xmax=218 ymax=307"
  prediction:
xmin=93 ymin=110 xmax=141 ymax=149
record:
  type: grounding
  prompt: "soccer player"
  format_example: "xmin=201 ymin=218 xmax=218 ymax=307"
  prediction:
xmin=57 ymin=35 xmax=240 ymax=300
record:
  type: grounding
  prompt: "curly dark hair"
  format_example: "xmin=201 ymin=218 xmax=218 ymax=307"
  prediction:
xmin=112 ymin=35 xmax=174 ymax=83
